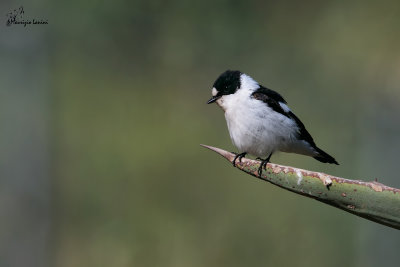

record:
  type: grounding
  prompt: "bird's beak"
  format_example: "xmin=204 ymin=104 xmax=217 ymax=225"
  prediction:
xmin=207 ymin=96 xmax=220 ymax=104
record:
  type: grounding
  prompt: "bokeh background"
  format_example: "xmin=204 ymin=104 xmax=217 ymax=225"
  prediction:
xmin=1 ymin=0 xmax=400 ymax=266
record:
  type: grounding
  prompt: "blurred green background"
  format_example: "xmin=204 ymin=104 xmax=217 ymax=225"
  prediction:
xmin=1 ymin=0 xmax=400 ymax=266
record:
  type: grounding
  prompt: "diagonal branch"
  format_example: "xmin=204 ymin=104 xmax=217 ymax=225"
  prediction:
xmin=201 ymin=144 xmax=400 ymax=230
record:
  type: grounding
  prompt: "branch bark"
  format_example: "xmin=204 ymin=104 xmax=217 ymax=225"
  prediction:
xmin=201 ymin=144 xmax=400 ymax=230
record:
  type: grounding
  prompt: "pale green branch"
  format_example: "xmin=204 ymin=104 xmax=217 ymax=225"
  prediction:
xmin=201 ymin=144 xmax=400 ymax=230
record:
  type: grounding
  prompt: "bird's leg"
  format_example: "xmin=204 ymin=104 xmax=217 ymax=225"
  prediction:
xmin=264 ymin=153 xmax=272 ymax=170
xmin=258 ymin=153 xmax=272 ymax=176
xmin=232 ymin=152 xmax=247 ymax=167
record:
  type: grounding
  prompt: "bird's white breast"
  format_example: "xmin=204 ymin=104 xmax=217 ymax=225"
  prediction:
xmin=218 ymin=88 xmax=300 ymax=158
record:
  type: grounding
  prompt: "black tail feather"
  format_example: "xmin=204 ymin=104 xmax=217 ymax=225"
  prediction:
xmin=314 ymin=147 xmax=339 ymax=165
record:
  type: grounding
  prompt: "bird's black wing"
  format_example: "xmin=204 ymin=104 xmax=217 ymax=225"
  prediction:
xmin=252 ymin=86 xmax=338 ymax=164
xmin=290 ymin=111 xmax=338 ymax=164
xmin=251 ymin=86 xmax=316 ymax=146
xmin=286 ymin=111 xmax=316 ymax=147
xmin=251 ymin=86 xmax=288 ymax=116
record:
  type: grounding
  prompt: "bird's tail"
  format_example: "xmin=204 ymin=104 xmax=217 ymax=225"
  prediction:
xmin=313 ymin=147 xmax=339 ymax=165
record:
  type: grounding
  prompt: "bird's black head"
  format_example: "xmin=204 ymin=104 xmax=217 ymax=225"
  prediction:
xmin=207 ymin=70 xmax=242 ymax=104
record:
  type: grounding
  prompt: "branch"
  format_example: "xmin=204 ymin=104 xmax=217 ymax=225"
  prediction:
xmin=201 ymin=144 xmax=400 ymax=230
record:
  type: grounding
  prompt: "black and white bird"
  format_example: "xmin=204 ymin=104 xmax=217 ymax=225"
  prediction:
xmin=207 ymin=70 xmax=338 ymax=176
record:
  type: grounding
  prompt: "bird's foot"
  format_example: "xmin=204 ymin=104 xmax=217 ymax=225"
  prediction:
xmin=257 ymin=153 xmax=272 ymax=176
xmin=232 ymin=152 xmax=247 ymax=167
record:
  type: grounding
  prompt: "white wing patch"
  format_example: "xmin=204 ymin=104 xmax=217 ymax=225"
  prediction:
xmin=279 ymin=102 xmax=291 ymax=113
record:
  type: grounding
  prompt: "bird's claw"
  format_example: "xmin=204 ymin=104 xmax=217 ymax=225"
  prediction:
xmin=232 ymin=152 xmax=247 ymax=167
xmin=257 ymin=162 xmax=268 ymax=176
xmin=257 ymin=153 xmax=272 ymax=176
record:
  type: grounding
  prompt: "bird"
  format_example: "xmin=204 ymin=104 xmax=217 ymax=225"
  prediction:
xmin=207 ymin=70 xmax=338 ymax=176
